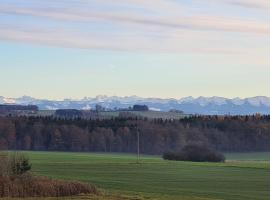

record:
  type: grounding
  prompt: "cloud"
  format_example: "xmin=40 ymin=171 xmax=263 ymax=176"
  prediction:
xmin=3 ymin=22 xmax=256 ymax=55
xmin=216 ymin=0 xmax=270 ymax=9
xmin=1 ymin=3 xmax=270 ymax=35
xmin=0 ymin=0 xmax=270 ymax=55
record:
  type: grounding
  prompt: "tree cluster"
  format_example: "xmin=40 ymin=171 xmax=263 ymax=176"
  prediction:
xmin=163 ymin=144 xmax=225 ymax=162
xmin=133 ymin=105 xmax=149 ymax=111
xmin=0 ymin=115 xmax=270 ymax=154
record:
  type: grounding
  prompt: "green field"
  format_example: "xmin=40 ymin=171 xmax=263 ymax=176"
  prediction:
xmin=17 ymin=151 xmax=270 ymax=200
xmin=100 ymin=110 xmax=189 ymax=119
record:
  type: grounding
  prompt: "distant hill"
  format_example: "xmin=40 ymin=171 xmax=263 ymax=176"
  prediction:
xmin=1 ymin=95 xmax=270 ymax=115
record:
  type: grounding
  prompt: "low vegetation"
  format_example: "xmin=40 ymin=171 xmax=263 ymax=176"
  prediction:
xmin=0 ymin=153 xmax=99 ymax=198
xmin=0 ymin=153 xmax=32 ymax=177
xmin=0 ymin=175 xmax=99 ymax=198
xmin=163 ymin=144 xmax=225 ymax=162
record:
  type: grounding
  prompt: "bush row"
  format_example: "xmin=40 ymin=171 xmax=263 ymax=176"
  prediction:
xmin=163 ymin=144 xmax=225 ymax=162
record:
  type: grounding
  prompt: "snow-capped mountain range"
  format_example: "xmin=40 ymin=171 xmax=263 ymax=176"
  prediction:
xmin=1 ymin=95 xmax=270 ymax=115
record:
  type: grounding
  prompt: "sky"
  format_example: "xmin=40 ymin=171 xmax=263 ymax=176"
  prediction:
xmin=0 ymin=0 xmax=270 ymax=100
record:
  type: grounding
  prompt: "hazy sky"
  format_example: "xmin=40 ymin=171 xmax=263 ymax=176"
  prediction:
xmin=1 ymin=0 xmax=270 ymax=99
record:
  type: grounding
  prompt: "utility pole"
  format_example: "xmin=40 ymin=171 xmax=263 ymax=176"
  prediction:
xmin=136 ymin=127 xmax=140 ymax=164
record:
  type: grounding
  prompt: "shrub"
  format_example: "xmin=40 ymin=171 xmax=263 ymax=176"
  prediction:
xmin=163 ymin=144 xmax=225 ymax=162
xmin=8 ymin=153 xmax=32 ymax=176
xmin=0 ymin=154 xmax=8 ymax=176
xmin=0 ymin=153 xmax=32 ymax=177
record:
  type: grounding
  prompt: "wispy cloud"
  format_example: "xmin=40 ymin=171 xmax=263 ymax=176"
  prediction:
xmin=1 ymin=6 xmax=270 ymax=34
xmin=0 ymin=0 xmax=270 ymax=54
xmin=214 ymin=0 xmax=270 ymax=10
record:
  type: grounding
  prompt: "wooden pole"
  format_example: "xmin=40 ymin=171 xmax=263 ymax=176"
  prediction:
xmin=137 ymin=128 xmax=140 ymax=164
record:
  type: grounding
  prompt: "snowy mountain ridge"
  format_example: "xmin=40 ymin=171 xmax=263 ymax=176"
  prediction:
xmin=1 ymin=95 xmax=270 ymax=115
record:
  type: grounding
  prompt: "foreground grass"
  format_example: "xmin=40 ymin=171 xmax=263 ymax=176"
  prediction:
xmin=2 ymin=194 xmax=146 ymax=200
xmin=19 ymin=151 xmax=270 ymax=200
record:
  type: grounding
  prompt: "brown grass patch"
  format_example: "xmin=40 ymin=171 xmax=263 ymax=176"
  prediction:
xmin=0 ymin=174 xmax=100 ymax=198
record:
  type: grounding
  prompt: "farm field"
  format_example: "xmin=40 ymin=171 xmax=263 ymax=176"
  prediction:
xmin=21 ymin=151 xmax=270 ymax=200
xmin=34 ymin=110 xmax=189 ymax=120
xmin=100 ymin=110 xmax=189 ymax=119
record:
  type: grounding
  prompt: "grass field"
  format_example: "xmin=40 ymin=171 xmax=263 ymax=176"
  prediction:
xmin=17 ymin=151 xmax=270 ymax=200
xmin=100 ymin=110 xmax=189 ymax=119
xmin=35 ymin=110 xmax=189 ymax=120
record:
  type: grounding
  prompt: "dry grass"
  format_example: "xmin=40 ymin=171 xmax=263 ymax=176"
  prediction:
xmin=0 ymin=174 xmax=99 ymax=198
xmin=1 ymin=193 xmax=147 ymax=200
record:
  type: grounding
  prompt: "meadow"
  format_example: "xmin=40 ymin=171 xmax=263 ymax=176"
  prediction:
xmin=99 ymin=110 xmax=189 ymax=119
xmin=16 ymin=151 xmax=270 ymax=200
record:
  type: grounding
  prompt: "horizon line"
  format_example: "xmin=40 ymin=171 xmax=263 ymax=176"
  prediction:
xmin=1 ymin=95 xmax=270 ymax=102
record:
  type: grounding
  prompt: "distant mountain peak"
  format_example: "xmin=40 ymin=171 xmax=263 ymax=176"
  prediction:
xmin=246 ymin=96 xmax=270 ymax=107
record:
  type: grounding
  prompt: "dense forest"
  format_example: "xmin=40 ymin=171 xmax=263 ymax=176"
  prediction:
xmin=0 ymin=115 xmax=270 ymax=154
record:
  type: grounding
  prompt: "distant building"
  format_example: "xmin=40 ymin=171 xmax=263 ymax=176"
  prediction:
xmin=133 ymin=105 xmax=149 ymax=111
xmin=0 ymin=105 xmax=38 ymax=116
xmin=169 ymin=109 xmax=184 ymax=114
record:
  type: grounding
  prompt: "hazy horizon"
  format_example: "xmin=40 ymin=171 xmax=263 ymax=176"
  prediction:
xmin=2 ymin=94 xmax=270 ymax=101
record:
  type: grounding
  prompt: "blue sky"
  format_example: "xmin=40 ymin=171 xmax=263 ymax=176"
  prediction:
xmin=0 ymin=0 xmax=270 ymax=99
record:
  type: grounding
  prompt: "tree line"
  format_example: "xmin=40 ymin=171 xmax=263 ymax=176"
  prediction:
xmin=1 ymin=115 xmax=270 ymax=154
